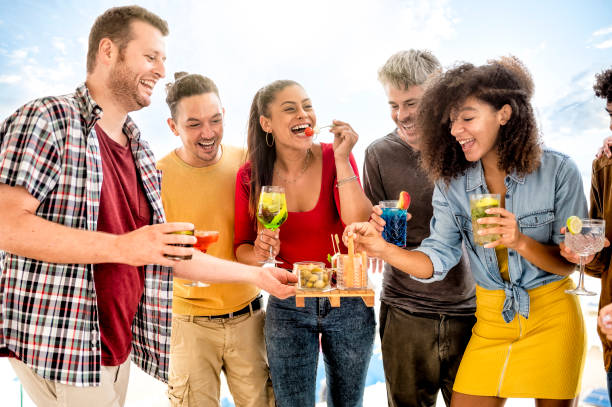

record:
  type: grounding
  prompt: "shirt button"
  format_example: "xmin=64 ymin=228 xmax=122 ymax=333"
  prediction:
xmin=505 ymin=194 xmax=510 ymax=199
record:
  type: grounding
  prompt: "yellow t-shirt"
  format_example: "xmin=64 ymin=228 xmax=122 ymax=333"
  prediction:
xmin=157 ymin=145 xmax=259 ymax=316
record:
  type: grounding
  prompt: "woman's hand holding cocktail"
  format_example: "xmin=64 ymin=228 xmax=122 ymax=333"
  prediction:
xmin=254 ymin=228 xmax=280 ymax=264
xmin=477 ymin=207 xmax=524 ymax=250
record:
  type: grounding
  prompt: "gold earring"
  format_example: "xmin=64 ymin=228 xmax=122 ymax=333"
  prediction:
xmin=265 ymin=132 xmax=274 ymax=147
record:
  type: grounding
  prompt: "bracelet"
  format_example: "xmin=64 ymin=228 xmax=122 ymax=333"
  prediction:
xmin=336 ymin=175 xmax=358 ymax=188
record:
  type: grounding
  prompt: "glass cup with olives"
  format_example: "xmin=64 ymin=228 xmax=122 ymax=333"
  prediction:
xmin=294 ymin=261 xmax=332 ymax=291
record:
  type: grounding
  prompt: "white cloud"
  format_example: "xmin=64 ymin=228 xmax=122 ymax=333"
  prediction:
xmin=595 ymin=39 xmax=612 ymax=49
xmin=52 ymin=37 xmax=67 ymax=55
xmin=7 ymin=46 xmax=39 ymax=63
xmin=0 ymin=75 xmax=20 ymax=84
xmin=593 ymin=26 xmax=612 ymax=36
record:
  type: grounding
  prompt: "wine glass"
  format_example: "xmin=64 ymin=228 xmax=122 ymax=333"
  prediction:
xmin=183 ymin=230 xmax=220 ymax=287
xmin=256 ymin=185 xmax=288 ymax=267
xmin=565 ymin=218 xmax=605 ymax=296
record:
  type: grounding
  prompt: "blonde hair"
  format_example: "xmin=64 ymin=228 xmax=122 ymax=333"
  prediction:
xmin=378 ymin=49 xmax=440 ymax=89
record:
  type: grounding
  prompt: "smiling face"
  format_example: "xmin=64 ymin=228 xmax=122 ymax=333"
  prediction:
xmin=107 ymin=20 xmax=166 ymax=113
xmin=259 ymin=84 xmax=316 ymax=151
xmin=168 ymin=92 xmax=225 ymax=167
xmin=384 ymin=83 xmax=424 ymax=150
xmin=450 ymin=96 xmax=511 ymax=166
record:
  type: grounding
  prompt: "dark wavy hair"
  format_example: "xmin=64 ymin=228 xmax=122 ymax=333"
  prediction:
xmin=417 ymin=56 xmax=542 ymax=184
xmin=246 ymin=80 xmax=301 ymax=219
xmin=594 ymin=67 xmax=612 ymax=102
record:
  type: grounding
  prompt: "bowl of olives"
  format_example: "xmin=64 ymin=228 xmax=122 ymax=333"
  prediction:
xmin=294 ymin=261 xmax=331 ymax=291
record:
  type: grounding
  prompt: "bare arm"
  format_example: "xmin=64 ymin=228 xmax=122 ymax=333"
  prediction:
xmin=174 ymin=250 xmax=297 ymax=299
xmin=343 ymin=221 xmax=434 ymax=279
xmin=0 ymin=184 xmax=194 ymax=267
xmin=331 ymin=120 xmax=372 ymax=224
xmin=480 ymin=207 xmax=575 ymax=276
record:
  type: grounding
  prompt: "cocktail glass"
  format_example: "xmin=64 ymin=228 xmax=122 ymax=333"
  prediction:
xmin=380 ymin=200 xmax=407 ymax=248
xmin=256 ymin=186 xmax=288 ymax=267
xmin=164 ymin=228 xmax=194 ymax=261
xmin=565 ymin=218 xmax=605 ymax=296
xmin=470 ymin=193 xmax=501 ymax=246
xmin=183 ymin=230 xmax=220 ymax=288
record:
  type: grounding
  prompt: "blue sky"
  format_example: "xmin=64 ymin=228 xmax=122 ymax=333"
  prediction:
xmin=1 ymin=0 xmax=611 ymax=193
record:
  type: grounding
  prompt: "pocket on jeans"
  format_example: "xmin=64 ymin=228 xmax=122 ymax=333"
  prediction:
xmin=167 ymin=374 xmax=190 ymax=407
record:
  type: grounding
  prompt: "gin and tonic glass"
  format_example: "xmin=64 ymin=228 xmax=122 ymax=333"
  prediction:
xmin=565 ymin=218 xmax=605 ymax=296
xmin=256 ymin=186 xmax=288 ymax=267
xmin=470 ymin=193 xmax=501 ymax=246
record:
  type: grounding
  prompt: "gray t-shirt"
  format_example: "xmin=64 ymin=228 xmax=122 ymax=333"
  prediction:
xmin=363 ymin=130 xmax=476 ymax=316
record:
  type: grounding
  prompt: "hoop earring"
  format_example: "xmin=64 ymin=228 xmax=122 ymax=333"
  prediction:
xmin=265 ymin=132 xmax=274 ymax=147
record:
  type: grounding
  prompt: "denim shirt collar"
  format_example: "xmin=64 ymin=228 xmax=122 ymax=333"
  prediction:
xmin=465 ymin=161 xmax=529 ymax=323
xmin=465 ymin=161 xmax=526 ymax=193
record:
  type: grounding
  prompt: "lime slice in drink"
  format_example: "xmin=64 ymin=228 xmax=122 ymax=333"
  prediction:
xmin=270 ymin=205 xmax=287 ymax=226
xmin=476 ymin=197 xmax=499 ymax=208
xmin=566 ymin=216 xmax=582 ymax=235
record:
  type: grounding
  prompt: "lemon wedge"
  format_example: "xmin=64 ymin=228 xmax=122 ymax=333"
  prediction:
xmin=566 ymin=216 xmax=582 ymax=235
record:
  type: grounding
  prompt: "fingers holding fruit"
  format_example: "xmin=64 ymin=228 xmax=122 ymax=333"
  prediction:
xmin=330 ymin=120 xmax=358 ymax=159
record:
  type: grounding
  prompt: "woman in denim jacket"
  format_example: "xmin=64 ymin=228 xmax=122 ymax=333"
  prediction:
xmin=346 ymin=57 xmax=587 ymax=407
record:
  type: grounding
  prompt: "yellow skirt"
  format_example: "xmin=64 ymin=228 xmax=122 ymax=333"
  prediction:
xmin=453 ymin=278 xmax=586 ymax=399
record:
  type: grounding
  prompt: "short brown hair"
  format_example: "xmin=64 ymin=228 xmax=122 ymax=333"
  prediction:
xmin=87 ymin=5 xmax=168 ymax=73
xmin=165 ymin=72 xmax=220 ymax=119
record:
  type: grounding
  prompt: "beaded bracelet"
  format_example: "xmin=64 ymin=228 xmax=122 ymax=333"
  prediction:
xmin=336 ymin=175 xmax=358 ymax=188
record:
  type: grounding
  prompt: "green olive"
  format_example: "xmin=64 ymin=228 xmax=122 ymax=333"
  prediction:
xmin=314 ymin=280 xmax=325 ymax=289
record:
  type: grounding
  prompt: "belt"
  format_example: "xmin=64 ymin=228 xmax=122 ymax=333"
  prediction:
xmin=190 ymin=296 xmax=263 ymax=320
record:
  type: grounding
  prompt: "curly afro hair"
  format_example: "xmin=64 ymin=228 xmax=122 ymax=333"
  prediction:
xmin=417 ymin=56 xmax=542 ymax=184
xmin=594 ymin=68 xmax=612 ymax=102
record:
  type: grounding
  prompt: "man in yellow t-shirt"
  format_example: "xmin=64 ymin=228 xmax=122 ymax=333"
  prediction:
xmin=158 ymin=72 xmax=273 ymax=407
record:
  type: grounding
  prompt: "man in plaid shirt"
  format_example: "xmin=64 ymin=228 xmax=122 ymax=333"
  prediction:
xmin=0 ymin=6 xmax=296 ymax=406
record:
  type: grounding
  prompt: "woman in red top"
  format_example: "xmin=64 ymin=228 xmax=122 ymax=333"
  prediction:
xmin=234 ymin=80 xmax=375 ymax=406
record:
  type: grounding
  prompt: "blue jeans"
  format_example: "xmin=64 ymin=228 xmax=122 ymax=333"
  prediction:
xmin=265 ymin=296 xmax=376 ymax=407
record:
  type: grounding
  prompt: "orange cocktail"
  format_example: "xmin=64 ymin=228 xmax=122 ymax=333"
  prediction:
xmin=194 ymin=230 xmax=220 ymax=253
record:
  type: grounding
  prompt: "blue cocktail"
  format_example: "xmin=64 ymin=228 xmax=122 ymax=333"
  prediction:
xmin=380 ymin=200 xmax=407 ymax=248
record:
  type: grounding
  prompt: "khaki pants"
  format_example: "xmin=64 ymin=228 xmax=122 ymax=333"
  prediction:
xmin=10 ymin=356 xmax=130 ymax=407
xmin=167 ymin=309 xmax=274 ymax=407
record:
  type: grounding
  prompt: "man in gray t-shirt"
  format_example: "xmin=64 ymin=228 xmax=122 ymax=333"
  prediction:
xmin=363 ymin=50 xmax=476 ymax=407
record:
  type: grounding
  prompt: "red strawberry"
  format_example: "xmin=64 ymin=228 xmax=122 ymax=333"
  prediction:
xmin=304 ymin=127 xmax=314 ymax=137
xmin=396 ymin=191 xmax=411 ymax=210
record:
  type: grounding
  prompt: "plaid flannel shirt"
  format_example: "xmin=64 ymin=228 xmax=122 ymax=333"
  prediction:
xmin=0 ymin=84 xmax=173 ymax=386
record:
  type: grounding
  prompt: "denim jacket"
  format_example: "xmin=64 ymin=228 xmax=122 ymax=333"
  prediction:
xmin=414 ymin=148 xmax=587 ymax=323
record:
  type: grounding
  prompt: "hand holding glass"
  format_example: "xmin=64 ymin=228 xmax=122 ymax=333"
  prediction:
xmin=183 ymin=230 xmax=220 ymax=287
xmin=256 ymin=186 xmax=288 ymax=266
xmin=470 ymin=194 xmax=501 ymax=245
xmin=380 ymin=200 xmax=407 ymax=248
xmin=564 ymin=218 xmax=605 ymax=296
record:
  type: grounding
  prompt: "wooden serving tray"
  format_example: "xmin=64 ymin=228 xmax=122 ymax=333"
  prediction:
xmin=295 ymin=287 xmax=375 ymax=307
